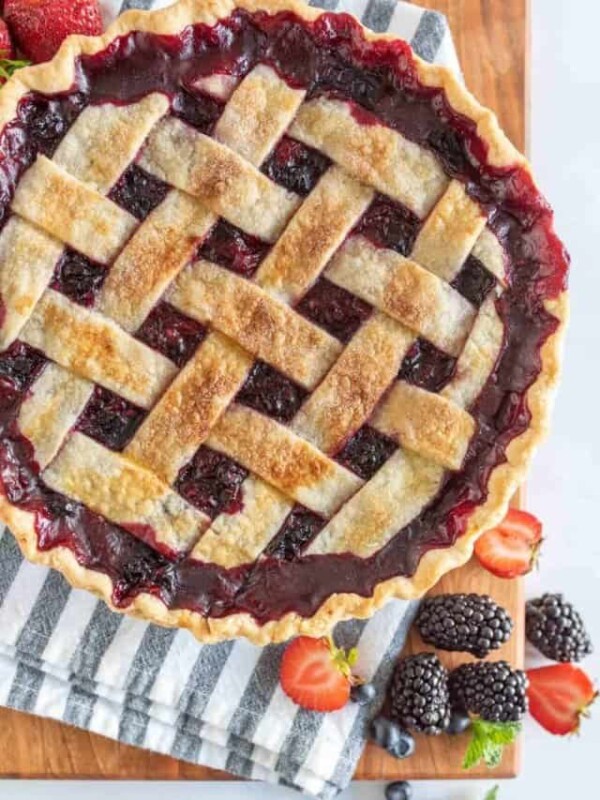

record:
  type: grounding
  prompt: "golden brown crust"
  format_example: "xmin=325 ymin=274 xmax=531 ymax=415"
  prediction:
xmin=214 ymin=64 xmax=305 ymax=166
xmin=170 ymin=259 xmax=342 ymax=389
xmin=43 ymin=432 xmax=209 ymax=555
xmin=139 ymin=116 xmax=300 ymax=241
xmin=98 ymin=192 xmax=215 ymax=332
xmin=255 ymin=167 xmax=373 ymax=303
xmin=125 ymin=331 xmax=252 ymax=483
xmin=410 ymin=179 xmax=488 ymax=281
xmin=208 ymin=403 xmax=363 ymax=516
xmin=372 ymin=380 xmax=476 ymax=471
xmin=292 ymin=312 xmax=413 ymax=454
xmin=0 ymin=0 xmax=567 ymax=645
xmin=52 ymin=94 xmax=170 ymax=193
xmin=327 ymin=235 xmax=475 ymax=356
xmin=289 ymin=96 xmax=448 ymax=218
xmin=12 ymin=156 xmax=137 ymax=264
xmin=21 ymin=290 xmax=177 ymax=408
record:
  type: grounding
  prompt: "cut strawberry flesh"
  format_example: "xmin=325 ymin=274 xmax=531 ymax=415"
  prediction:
xmin=280 ymin=637 xmax=350 ymax=711
xmin=475 ymin=508 xmax=542 ymax=578
xmin=527 ymin=664 xmax=597 ymax=736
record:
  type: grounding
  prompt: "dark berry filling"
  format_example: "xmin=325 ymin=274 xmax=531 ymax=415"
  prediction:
xmin=0 ymin=93 xmax=86 ymax=231
xmin=236 ymin=360 xmax=307 ymax=423
xmin=0 ymin=10 xmax=569 ymax=624
xmin=264 ymin=505 xmax=326 ymax=560
xmin=261 ymin=136 xmax=331 ymax=195
xmin=296 ymin=277 xmax=372 ymax=343
xmin=17 ymin=93 xmax=88 ymax=158
xmin=335 ymin=425 xmax=397 ymax=480
xmin=175 ymin=446 xmax=248 ymax=519
xmin=0 ymin=341 xmax=46 ymax=394
xmin=354 ymin=195 xmax=421 ymax=256
xmin=451 ymin=255 xmax=497 ymax=308
xmin=76 ymin=385 xmax=145 ymax=451
xmin=398 ymin=339 xmax=457 ymax=393
xmin=172 ymin=88 xmax=224 ymax=134
xmin=199 ymin=219 xmax=270 ymax=278
xmin=50 ymin=249 xmax=107 ymax=307
xmin=136 ymin=301 xmax=206 ymax=367
xmin=108 ymin=164 xmax=170 ymax=220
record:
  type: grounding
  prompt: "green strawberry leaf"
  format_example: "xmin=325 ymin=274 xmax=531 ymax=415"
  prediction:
xmin=483 ymin=786 xmax=499 ymax=800
xmin=326 ymin=637 xmax=358 ymax=679
xmin=0 ymin=59 xmax=31 ymax=83
xmin=462 ymin=719 xmax=521 ymax=770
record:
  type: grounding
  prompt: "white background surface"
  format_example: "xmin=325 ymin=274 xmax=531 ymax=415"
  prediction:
xmin=4 ymin=0 xmax=599 ymax=798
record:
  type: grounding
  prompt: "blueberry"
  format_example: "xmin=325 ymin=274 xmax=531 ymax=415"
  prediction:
xmin=385 ymin=781 xmax=413 ymax=800
xmin=446 ymin=710 xmax=471 ymax=735
xmin=370 ymin=716 xmax=415 ymax=759
xmin=350 ymin=683 xmax=377 ymax=705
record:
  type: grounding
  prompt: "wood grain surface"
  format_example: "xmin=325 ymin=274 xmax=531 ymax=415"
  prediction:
xmin=0 ymin=0 xmax=528 ymax=782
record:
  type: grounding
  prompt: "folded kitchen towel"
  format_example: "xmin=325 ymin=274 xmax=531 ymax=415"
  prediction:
xmin=0 ymin=1 xmax=457 ymax=796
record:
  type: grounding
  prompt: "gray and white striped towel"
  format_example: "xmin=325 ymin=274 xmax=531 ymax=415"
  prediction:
xmin=0 ymin=2 xmax=458 ymax=796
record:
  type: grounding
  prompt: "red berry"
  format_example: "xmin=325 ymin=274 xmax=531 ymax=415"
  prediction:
xmin=0 ymin=18 xmax=15 ymax=59
xmin=527 ymin=663 xmax=597 ymax=736
xmin=474 ymin=508 xmax=542 ymax=579
xmin=280 ymin=636 xmax=354 ymax=712
xmin=4 ymin=0 xmax=102 ymax=63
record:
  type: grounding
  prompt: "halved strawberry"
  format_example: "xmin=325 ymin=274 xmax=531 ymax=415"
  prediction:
xmin=4 ymin=0 xmax=103 ymax=64
xmin=527 ymin=664 xmax=597 ymax=735
xmin=0 ymin=18 xmax=15 ymax=59
xmin=474 ymin=508 xmax=542 ymax=579
xmin=280 ymin=636 xmax=356 ymax=712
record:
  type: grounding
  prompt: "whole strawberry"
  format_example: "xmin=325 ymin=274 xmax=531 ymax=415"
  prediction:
xmin=4 ymin=0 xmax=103 ymax=63
xmin=0 ymin=18 xmax=15 ymax=59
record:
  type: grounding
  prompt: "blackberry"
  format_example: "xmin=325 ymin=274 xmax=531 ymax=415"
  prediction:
xmin=389 ymin=653 xmax=451 ymax=735
xmin=449 ymin=661 xmax=528 ymax=723
xmin=526 ymin=593 xmax=593 ymax=663
xmin=416 ymin=593 xmax=513 ymax=658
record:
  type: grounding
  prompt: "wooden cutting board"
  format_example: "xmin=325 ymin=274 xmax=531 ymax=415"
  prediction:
xmin=0 ymin=0 xmax=528 ymax=782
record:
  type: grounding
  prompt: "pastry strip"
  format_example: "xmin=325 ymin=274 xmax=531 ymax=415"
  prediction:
xmin=208 ymin=404 xmax=363 ymax=517
xmin=292 ymin=312 xmax=414 ymax=453
xmin=442 ymin=295 xmax=504 ymax=408
xmin=21 ymin=290 xmax=176 ymax=408
xmin=410 ymin=179 xmax=487 ymax=282
xmin=214 ymin=64 xmax=306 ymax=166
xmin=126 ymin=331 xmax=253 ymax=484
xmin=11 ymin=156 xmax=137 ymax=264
xmin=170 ymin=260 xmax=342 ymax=389
xmin=43 ymin=432 xmax=209 ymax=556
xmin=471 ymin=227 xmax=507 ymax=285
xmin=307 ymin=449 xmax=444 ymax=557
xmin=256 ymin=167 xmax=374 ymax=303
xmin=192 ymin=476 xmax=293 ymax=568
xmin=289 ymin=97 xmax=448 ymax=218
xmin=0 ymin=218 xmax=63 ymax=349
xmin=52 ymin=94 xmax=170 ymax=193
xmin=98 ymin=191 xmax=216 ymax=331
xmin=17 ymin=363 xmax=94 ymax=469
xmin=327 ymin=235 xmax=476 ymax=356
xmin=372 ymin=380 xmax=476 ymax=470
xmin=139 ymin=116 xmax=300 ymax=241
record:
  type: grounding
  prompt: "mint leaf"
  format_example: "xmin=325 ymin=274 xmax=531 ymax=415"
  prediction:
xmin=0 ymin=59 xmax=31 ymax=83
xmin=462 ymin=720 xmax=521 ymax=770
xmin=483 ymin=787 xmax=499 ymax=800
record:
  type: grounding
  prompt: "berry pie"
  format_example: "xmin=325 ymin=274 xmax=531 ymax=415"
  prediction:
xmin=0 ymin=0 xmax=569 ymax=643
